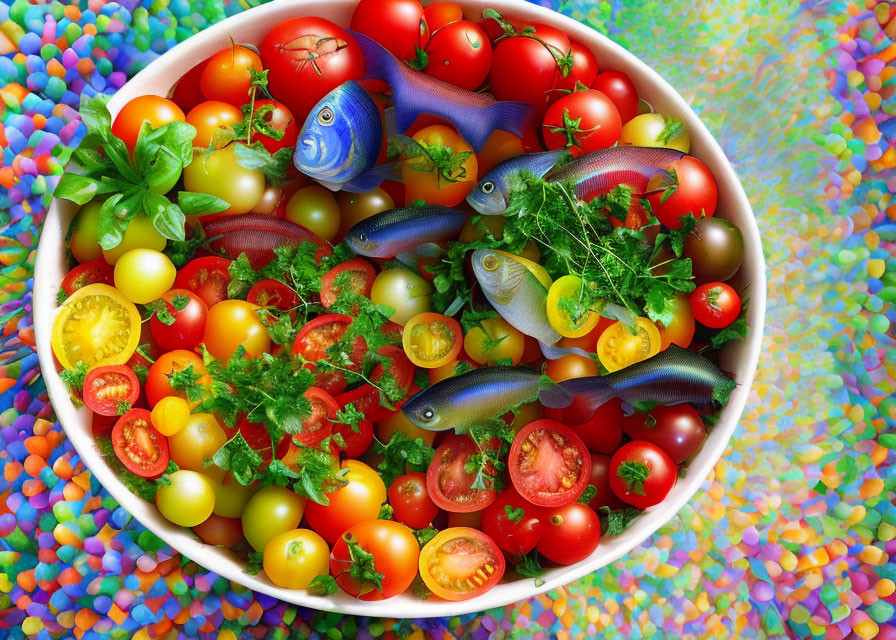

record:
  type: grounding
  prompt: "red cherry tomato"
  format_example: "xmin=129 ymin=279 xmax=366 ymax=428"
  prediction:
xmin=82 ymin=365 xmax=140 ymax=416
xmin=544 ymin=397 xmax=625 ymax=455
xmin=319 ymin=258 xmax=376 ymax=308
xmin=648 ymin=156 xmax=718 ymax=230
xmin=424 ymin=1 xmax=463 ymax=32
xmin=333 ymin=346 xmax=414 ymax=422
xmin=149 ymin=289 xmax=208 ymax=352
xmin=61 ymin=258 xmax=114 ymax=296
xmin=537 ymin=502 xmax=601 ymax=565
xmin=586 ymin=454 xmax=627 ymax=512
xmin=170 ymin=60 xmax=209 ymax=113
xmin=332 ymin=417 xmax=374 ymax=459
xmin=173 ymin=256 xmax=232 ymax=309
xmin=481 ymin=486 xmax=544 ymax=555
xmin=350 ymin=0 xmax=426 ymax=62
xmin=239 ymin=418 xmax=275 ymax=463
xmin=508 ymin=420 xmax=591 ymax=507
xmin=426 ymin=434 xmax=499 ymax=512
xmin=250 ymin=100 xmax=299 ymax=153
xmin=200 ymin=45 xmax=263 ymax=107
xmin=609 ymin=441 xmax=677 ymax=509
xmin=246 ymin=279 xmax=300 ymax=313
xmin=690 ymin=282 xmax=741 ymax=329
xmin=552 ymin=41 xmax=598 ymax=94
xmin=542 ymin=89 xmax=621 ymax=157
xmin=592 ymin=70 xmax=639 ymax=123
xmin=292 ymin=314 xmax=365 ymax=394
xmin=260 ymin=17 xmax=365 ymax=122
xmin=623 ymin=405 xmax=707 ymax=464
xmin=330 ymin=519 xmax=419 ymax=600
xmin=422 ymin=20 xmax=492 ymax=91
xmin=193 ymin=514 xmax=244 ymax=547
xmin=489 ymin=25 xmax=571 ymax=112
xmin=111 ymin=408 xmax=170 ymax=478
xmin=388 ymin=471 xmax=440 ymax=530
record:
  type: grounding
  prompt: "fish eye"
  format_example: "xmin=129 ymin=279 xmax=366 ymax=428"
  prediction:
xmin=357 ymin=233 xmax=367 ymax=243
xmin=317 ymin=107 xmax=334 ymax=126
xmin=481 ymin=254 xmax=500 ymax=271
xmin=421 ymin=408 xmax=435 ymax=421
xmin=481 ymin=181 xmax=495 ymax=194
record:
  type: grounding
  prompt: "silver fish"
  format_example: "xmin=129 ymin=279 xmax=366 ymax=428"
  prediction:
xmin=344 ymin=205 xmax=467 ymax=258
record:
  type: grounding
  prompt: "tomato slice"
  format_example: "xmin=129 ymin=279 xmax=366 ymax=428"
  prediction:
xmin=292 ymin=314 xmax=365 ymax=394
xmin=426 ymin=435 xmax=499 ymax=513
xmin=401 ymin=312 xmax=462 ymax=369
xmin=596 ymin=317 xmax=660 ymax=372
xmin=320 ymin=258 xmax=376 ymax=308
xmin=419 ymin=527 xmax=505 ymax=601
xmin=247 ymin=279 xmax=300 ymax=312
xmin=238 ymin=418 xmax=275 ymax=463
xmin=293 ymin=387 xmax=338 ymax=447
xmin=51 ymin=283 xmax=141 ymax=371
xmin=61 ymin=258 xmax=114 ymax=296
xmin=546 ymin=275 xmax=601 ymax=338
xmin=173 ymin=256 xmax=232 ymax=308
xmin=111 ymin=408 xmax=170 ymax=478
xmin=82 ymin=365 xmax=140 ymax=417
xmin=509 ymin=419 xmax=591 ymax=507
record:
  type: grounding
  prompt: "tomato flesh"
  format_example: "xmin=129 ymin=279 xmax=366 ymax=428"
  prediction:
xmin=83 ymin=365 xmax=140 ymax=416
xmin=320 ymin=258 xmax=375 ymax=308
xmin=111 ymin=409 xmax=170 ymax=478
xmin=402 ymin=312 xmax=462 ymax=369
xmin=419 ymin=527 xmax=505 ymax=601
xmin=173 ymin=256 xmax=232 ymax=309
xmin=509 ymin=420 xmax=591 ymax=507
xmin=292 ymin=314 xmax=365 ymax=394
xmin=427 ymin=435 xmax=498 ymax=513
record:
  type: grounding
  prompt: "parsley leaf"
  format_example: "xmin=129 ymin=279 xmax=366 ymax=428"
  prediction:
xmin=166 ymin=365 xmax=206 ymax=404
xmin=292 ymin=446 xmax=349 ymax=505
xmin=616 ymin=461 xmax=649 ymax=495
xmin=414 ymin=526 xmax=438 ymax=546
xmin=374 ymin=432 xmax=436 ymax=487
xmin=335 ymin=403 xmax=365 ymax=433
xmin=599 ymin=506 xmax=643 ymax=536
xmin=577 ymin=484 xmax=597 ymax=504
xmin=59 ymin=362 xmax=90 ymax=395
xmin=512 ymin=552 xmax=546 ymax=578
xmin=335 ymin=533 xmax=386 ymax=597
xmin=212 ymin=433 xmax=266 ymax=486
xmin=308 ymin=574 xmax=340 ymax=596
xmin=378 ymin=503 xmax=394 ymax=519
xmin=505 ymin=504 xmax=525 ymax=522
xmin=245 ymin=551 xmax=265 ymax=575
xmin=96 ymin=436 xmax=160 ymax=501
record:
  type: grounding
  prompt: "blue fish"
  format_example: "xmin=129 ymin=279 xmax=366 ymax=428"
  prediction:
xmin=344 ymin=205 xmax=467 ymax=259
xmin=348 ymin=30 xmax=533 ymax=152
xmin=293 ymin=81 xmax=394 ymax=192
xmin=467 ymin=150 xmax=567 ymax=214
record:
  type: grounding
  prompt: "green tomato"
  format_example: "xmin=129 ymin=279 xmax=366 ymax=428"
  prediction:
xmin=70 ymin=200 xmax=103 ymax=263
xmin=113 ymin=248 xmax=176 ymax=304
xmin=183 ymin=145 xmax=265 ymax=216
xmin=241 ymin=486 xmax=306 ymax=552
xmin=285 ymin=185 xmax=341 ymax=241
xmin=211 ymin=473 xmax=257 ymax=519
xmin=101 ymin=215 xmax=167 ymax=264
xmin=371 ymin=268 xmax=434 ymax=326
xmin=619 ymin=113 xmax=690 ymax=153
xmin=155 ymin=470 xmax=215 ymax=527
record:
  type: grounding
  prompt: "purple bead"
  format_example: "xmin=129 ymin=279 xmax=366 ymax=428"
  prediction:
xmin=18 ymin=32 xmax=42 ymax=55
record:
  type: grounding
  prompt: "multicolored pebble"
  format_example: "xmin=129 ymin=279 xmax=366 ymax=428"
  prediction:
xmin=3 ymin=0 xmax=896 ymax=639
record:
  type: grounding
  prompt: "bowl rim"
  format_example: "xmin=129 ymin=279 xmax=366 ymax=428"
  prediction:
xmin=33 ymin=0 xmax=766 ymax=618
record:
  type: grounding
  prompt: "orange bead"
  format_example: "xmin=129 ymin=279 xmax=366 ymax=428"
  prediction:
xmin=17 ymin=569 xmax=37 ymax=591
xmin=0 ymin=166 xmax=17 ymax=189
xmin=74 ymin=609 xmax=99 ymax=630
xmin=64 ymin=5 xmax=81 ymax=20
xmin=63 ymin=482 xmax=85 ymax=501
xmin=2 ymin=83 xmax=29 ymax=103
xmin=83 ymin=24 xmax=97 ymax=35
xmin=24 ymin=436 xmax=50 ymax=458
xmin=53 ymin=456 xmax=73 ymax=480
xmin=22 ymin=479 xmax=45 ymax=497
xmin=47 ymin=58 xmax=65 ymax=78
xmin=4 ymin=461 xmax=23 ymax=482
xmin=23 ymin=454 xmax=46 ymax=476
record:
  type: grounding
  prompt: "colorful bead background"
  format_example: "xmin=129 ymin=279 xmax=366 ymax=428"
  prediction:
xmin=1 ymin=0 xmax=895 ymax=638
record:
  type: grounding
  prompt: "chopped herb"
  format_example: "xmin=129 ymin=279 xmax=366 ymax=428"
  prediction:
xmin=413 ymin=526 xmax=438 ymax=547
xmin=245 ymin=551 xmax=265 ymax=575
xmin=212 ymin=433 xmax=266 ymax=486
xmin=378 ymin=503 xmax=394 ymax=520
xmin=96 ymin=437 xmax=159 ymax=501
xmin=233 ymin=143 xmax=293 ymax=186
xmin=166 ymin=365 xmax=206 ymax=404
xmin=132 ymin=364 xmax=149 ymax=385
xmin=577 ymin=484 xmax=597 ymax=504
xmin=505 ymin=504 xmax=525 ymax=522
xmin=59 ymin=362 xmax=90 ymax=395
xmin=374 ymin=432 xmax=435 ymax=487
xmin=57 ymin=288 xmax=67 ymax=305
xmin=599 ymin=506 xmax=643 ymax=536
xmin=335 ymin=403 xmax=365 ymax=433
xmin=616 ymin=461 xmax=649 ymax=495
xmin=291 ymin=446 xmax=349 ymax=505
xmin=665 ymin=213 xmax=698 ymax=257
xmin=334 ymin=533 xmax=386 ymax=597
xmin=116 ymin=401 xmax=132 ymax=416
xmin=657 ymin=116 xmax=686 ymax=145
xmin=512 ymin=552 xmax=546 ymax=578
xmin=711 ymin=317 xmax=749 ymax=349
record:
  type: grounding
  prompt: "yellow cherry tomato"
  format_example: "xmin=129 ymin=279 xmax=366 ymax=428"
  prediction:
xmin=113 ymin=249 xmax=176 ymax=304
xmin=183 ymin=145 xmax=265 ymax=216
xmin=202 ymin=300 xmax=271 ymax=362
xmin=596 ymin=317 xmax=661 ymax=372
xmin=168 ymin=413 xmax=227 ymax=472
xmin=150 ymin=396 xmax=190 ymax=436
xmin=155 ymin=470 xmax=215 ymax=528
xmin=544 ymin=354 xmax=600 ymax=382
xmin=263 ymin=528 xmax=330 ymax=590
xmin=375 ymin=410 xmax=436 ymax=447
xmin=101 ymin=215 xmax=166 ymax=264
xmin=463 ymin=316 xmax=525 ymax=366
xmin=51 ymin=283 xmax=140 ymax=370
xmin=658 ymin=295 xmax=696 ymax=350
xmin=285 ymin=185 xmax=341 ymax=241
xmin=210 ymin=472 xmax=257 ymax=519
xmin=70 ymin=200 xmax=103 ymax=263
xmin=370 ymin=269 xmax=433 ymax=325
xmin=186 ymin=100 xmax=242 ymax=149
xmin=242 ymin=486 xmax=306 ymax=552
xmin=619 ymin=113 xmax=690 ymax=153
xmin=546 ymin=275 xmax=601 ymax=338
xmin=402 ymin=312 xmax=463 ymax=369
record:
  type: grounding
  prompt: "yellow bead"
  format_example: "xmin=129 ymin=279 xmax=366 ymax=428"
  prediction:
xmin=868 ymin=258 xmax=886 ymax=278
xmin=876 ymin=578 xmax=895 ymax=597
xmin=859 ymin=545 xmax=887 ymax=566
xmin=853 ymin=620 xmax=879 ymax=640
xmin=21 ymin=617 xmax=43 ymax=635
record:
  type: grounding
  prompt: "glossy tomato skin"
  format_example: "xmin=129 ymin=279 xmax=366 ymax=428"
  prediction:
xmin=202 ymin=300 xmax=272 ymax=362
xmin=171 ymin=60 xmax=208 ymax=113
xmin=350 ymin=0 xmax=426 ymax=61
xmin=427 ymin=434 xmax=498 ymax=512
xmin=319 ymin=258 xmax=376 ymax=308
xmin=247 ymin=279 xmax=300 ymax=313
xmin=260 ymin=17 xmax=364 ymax=122
xmin=586 ymin=454 xmax=627 ymax=512
xmin=609 ymin=441 xmax=677 ymax=509
xmin=544 ymin=354 xmax=599 ymax=382
xmin=684 ymin=217 xmax=745 ymax=284
xmin=657 ymin=295 xmax=696 ymax=351
xmin=541 ymin=89 xmax=621 ymax=157
xmin=423 ymin=20 xmax=492 ymax=90
xmin=149 ymin=289 xmax=208 ymax=352
xmin=592 ymin=70 xmax=639 ymax=123
xmin=418 ymin=527 xmax=505 ymax=601
xmin=331 ymin=519 xmax=419 ymax=600
xmin=292 ymin=314 xmax=365 ymax=393
xmin=111 ymin=95 xmax=185 ymax=152
xmin=304 ymin=460 xmax=386 ymax=544
xmin=388 ymin=472 xmax=440 ymax=530
xmin=690 ymin=282 xmax=741 ymax=329
xmin=544 ymin=397 xmax=625 ymax=455
xmin=193 ymin=513 xmax=244 ymax=547
xmin=489 ymin=25 xmax=571 ymax=113
xmin=200 ymin=45 xmax=263 ymax=106
xmin=264 ymin=528 xmax=330 ymax=590
xmin=509 ymin=420 xmax=591 ymax=507
xmin=145 ymin=349 xmax=208 ymax=408
xmin=250 ymin=100 xmax=299 ymax=153
xmin=173 ymin=256 xmax=232 ymax=309
xmin=186 ymin=101 xmax=242 ymax=149
xmin=424 ymin=1 xmax=462 ymax=31
xmin=61 ymin=258 xmax=114 ymax=296
xmin=111 ymin=409 xmax=170 ymax=478
xmin=83 ymin=365 xmax=140 ymax=416
xmin=401 ymin=125 xmax=477 ymax=206
xmin=649 ymin=156 xmax=718 ymax=229
xmin=554 ymin=41 xmax=598 ymax=94
xmin=623 ymin=405 xmax=707 ymax=465
xmin=537 ymin=502 xmax=601 ymax=565
xmin=481 ymin=487 xmax=544 ymax=554
xmin=332 ymin=417 xmax=374 ymax=459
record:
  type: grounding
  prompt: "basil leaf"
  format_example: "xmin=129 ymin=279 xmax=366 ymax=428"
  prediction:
xmin=177 ymin=191 xmax=230 ymax=216
xmin=54 ymin=173 xmax=100 ymax=204
xmin=78 ymin=94 xmax=112 ymax=134
xmin=97 ymin=193 xmax=129 ymax=250
xmin=72 ymin=147 xmax=112 ymax=173
xmin=103 ymin=134 xmax=139 ymax=183
xmin=233 ymin=143 xmax=292 ymax=186
xmin=142 ymin=191 xmax=186 ymax=242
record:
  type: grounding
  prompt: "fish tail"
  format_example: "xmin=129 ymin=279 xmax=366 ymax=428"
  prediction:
xmin=341 ymin=161 xmax=402 ymax=192
xmin=454 ymin=100 xmax=533 ymax=153
xmin=543 ymin=376 xmax=615 ymax=421
xmin=539 ymin=340 xmax=593 ymax=361
xmin=348 ymin=30 xmax=419 ymax=132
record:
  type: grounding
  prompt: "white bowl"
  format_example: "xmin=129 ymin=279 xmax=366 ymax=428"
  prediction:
xmin=33 ymin=0 xmax=765 ymax=618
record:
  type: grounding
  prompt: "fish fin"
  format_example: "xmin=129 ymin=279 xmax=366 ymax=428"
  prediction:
xmin=555 ymin=376 xmax=615 ymax=419
xmin=620 ymin=401 xmax=636 ymax=416
xmin=341 ymin=161 xmax=401 ymax=192
xmin=349 ymin=29 xmax=398 ymax=85
xmin=601 ymin=303 xmax=638 ymax=331
xmin=394 ymin=251 xmax=419 ymax=267
xmin=315 ymin=179 xmax=345 ymax=192
xmin=470 ymin=100 xmax=535 ymax=152
xmin=414 ymin=242 xmax=443 ymax=258
xmin=529 ymin=150 xmax=569 ymax=179
xmin=539 ymin=341 xmax=594 ymax=361
xmin=384 ymin=107 xmax=399 ymax=139
xmin=537 ymin=378 xmax=574 ymax=409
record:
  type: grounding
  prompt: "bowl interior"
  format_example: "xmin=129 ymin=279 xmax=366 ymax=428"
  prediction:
xmin=33 ymin=0 xmax=765 ymax=618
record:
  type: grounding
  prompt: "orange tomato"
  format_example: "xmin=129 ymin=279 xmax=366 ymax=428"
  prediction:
xmin=202 ymin=300 xmax=271 ymax=362
xmin=111 ymin=95 xmax=185 ymax=152
xmin=401 ymin=125 xmax=478 ymax=206
xmin=199 ymin=45 xmax=263 ymax=106
xmin=186 ymin=101 xmax=242 ymax=149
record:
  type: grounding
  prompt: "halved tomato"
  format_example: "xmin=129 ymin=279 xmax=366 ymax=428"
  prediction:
xmin=111 ymin=408 xmax=170 ymax=478
xmin=426 ymin=434 xmax=499 ymax=513
xmin=60 ymin=258 xmax=114 ymax=296
xmin=419 ymin=527 xmax=505 ymax=601
xmin=173 ymin=256 xmax=232 ymax=309
xmin=247 ymin=279 xmax=300 ymax=312
xmin=334 ymin=345 xmax=415 ymax=423
xmin=320 ymin=258 xmax=376 ymax=308
xmin=402 ymin=312 xmax=462 ymax=369
xmin=509 ymin=420 xmax=591 ymax=507
xmin=292 ymin=314 xmax=366 ymax=394
xmin=83 ymin=365 xmax=140 ymax=416
xmin=294 ymin=387 xmax=339 ymax=448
